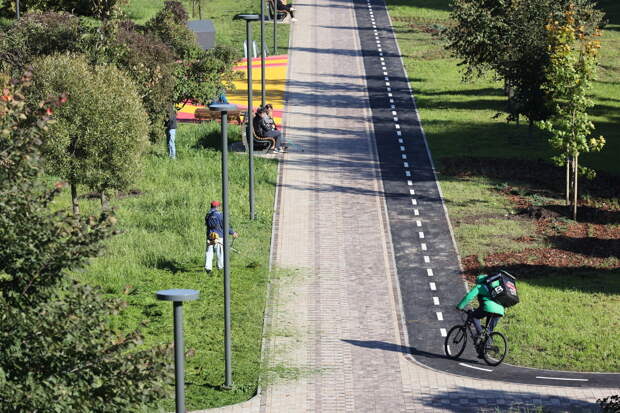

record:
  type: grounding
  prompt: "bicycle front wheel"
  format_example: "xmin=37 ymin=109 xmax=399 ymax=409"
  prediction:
xmin=482 ymin=331 xmax=508 ymax=366
xmin=444 ymin=325 xmax=467 ymax=359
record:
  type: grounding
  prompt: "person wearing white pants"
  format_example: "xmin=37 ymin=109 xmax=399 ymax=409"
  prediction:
xmin=204 ymin=200 xmax=238 ymax=273
xmin=205 ymin=238 xmax=224 ymax=272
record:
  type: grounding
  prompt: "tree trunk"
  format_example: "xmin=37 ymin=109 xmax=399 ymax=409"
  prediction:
xmin=100 ymin=191 xmax=110 ymax=210
xmin=71 ymin=182 xmax=80 ymax=215
xmin=565 ymin=156 xmax=570 ymax=207
xmin=573 ymin=153 xmax=579 ymax=221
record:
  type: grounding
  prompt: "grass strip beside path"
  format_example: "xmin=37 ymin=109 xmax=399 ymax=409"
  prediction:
xmin=386 ymin=0 xmax=620 ymax=372
xmin=62 ymin=123 xmax=278 ymax=410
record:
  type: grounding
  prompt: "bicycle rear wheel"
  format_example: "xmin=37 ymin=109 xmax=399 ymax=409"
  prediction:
xmin=444 ymin=325 xmax=467 ymax=359
xmin=482 ymin=331 xmax=508 ymax=366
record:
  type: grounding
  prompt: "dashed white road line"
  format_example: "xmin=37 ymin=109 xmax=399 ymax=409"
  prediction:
xmin=413 ymin=209 xmax=419 ymax=216
xmin=405 ymin=170 xmax=411 ymax=177
xmin=440 ymin=328 xmax=447 ymax=337
xmin=460 ymin=363 xmax=493 ymax=372
xmin=407 ymin=180 xmax=413 ymax=186
xmin=400 ymin=146 xmax=406 ymax=151
xmin=427 ymin=268 xmax=434 ymax=276
xmin=409 ymin=188 xmax=415 ymax=194
xmin=433 ymin=297 xmax=440 ymax=305
xmin=424 ymin=255 xmax=430 ymax=263
xmin=415 ymin=220 xmax=421 ymax=226
xmin=429 ymin=282 xmax=436 ymax=291
xmin=418 ymin=231 xmax=424 ymax=239
xmin=536 ymin=376 xmax=589 ymax=382
xmin=436 ymin=312 xmax=443 ymax=321
xmin=411 ymin=199 xmax=417 ymax=205
xmin=421 ymin=243 xmax=427 ymax=251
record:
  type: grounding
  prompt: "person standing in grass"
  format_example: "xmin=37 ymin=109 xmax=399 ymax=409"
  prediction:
xmin=166 ymin=105 xmax=177 ymax=159
xmin=205 ymin=200 xmax=238 ymax=273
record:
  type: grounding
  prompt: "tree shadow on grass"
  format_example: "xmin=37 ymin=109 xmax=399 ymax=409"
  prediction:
xmin=475 ymin=265 xmax=620 ymax=295
xmin=154 ymin=257 xmax=191 ymax=274
xmin=440 ymin=157 xmax=620 ymax=202
xmin=420 ymin=387 xmax=600 ymax=412
xmin=546 ymin=236 xmax=620 ymax=259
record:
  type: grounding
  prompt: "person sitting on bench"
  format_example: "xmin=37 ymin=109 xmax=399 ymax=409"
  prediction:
xmin=254 ymin=107 xmax=287 ymax=153
xmin=277 ymin=0 xmax=297 ymax=21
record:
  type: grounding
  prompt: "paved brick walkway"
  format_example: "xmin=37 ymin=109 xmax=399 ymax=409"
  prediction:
xmin=197 ymin=0 xmax=618 ymax=411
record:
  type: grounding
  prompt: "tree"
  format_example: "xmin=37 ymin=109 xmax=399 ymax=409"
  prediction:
xmin=173 ymin=46 xmax=239 ymax=109
xmin=0 ymin=0 xmax=121 ymax=19
xmin=0 ymin=73 xmax=172 ymax=412
xmin=31 ymin=54 xmax=149 ymax=213
xmin=539 ymin=4 xmax=605 ymax=221
xmin=0 ymin=12 xmax=83 ymax=74
xmin=99 ymin=20 xmax=177 ymax=143
xmin=445 ymin=0 xmax=604 ymax=131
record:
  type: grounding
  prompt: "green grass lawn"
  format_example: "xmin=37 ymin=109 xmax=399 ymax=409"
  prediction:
xmin=386 ymin=0 xmax=620 ymax=371
xmin=55 ymin=123 xmax=278 ymax=410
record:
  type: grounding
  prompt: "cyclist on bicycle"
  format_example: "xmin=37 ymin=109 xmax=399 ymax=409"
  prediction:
xmin=456 ymin=274 xmax=505 ymax=355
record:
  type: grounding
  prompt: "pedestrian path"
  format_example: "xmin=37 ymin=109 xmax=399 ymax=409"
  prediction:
xmin=197 ymin=0 xmax=619 ymax=410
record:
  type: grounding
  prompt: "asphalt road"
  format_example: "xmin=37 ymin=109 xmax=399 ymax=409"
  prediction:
xmin=353 ymin=0 xmax=620 ymax=388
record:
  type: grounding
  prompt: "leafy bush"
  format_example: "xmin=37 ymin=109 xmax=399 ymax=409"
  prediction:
xmin=102 ymin=20 xmax=177 ymax=142
xmin=444 ymin=0 xmax=604 ymax=124
xmin=0 ymin=0 xmax=121 ymax=19
xmin=31 ymin=54 xmax=149 ymax=212
xmin=145 ymin=1 xmax=196 ymax=59
xmin=174 ymin=45 xmax=240 ymax=108
xmin=0 ymin=12 xmax=82 ymax=74
xmin=0 ymin=74 xmax=172 ymax=412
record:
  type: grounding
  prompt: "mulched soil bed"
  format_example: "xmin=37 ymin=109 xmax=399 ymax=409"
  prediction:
xmin=444 ymin=157 xmax=620 ymax=282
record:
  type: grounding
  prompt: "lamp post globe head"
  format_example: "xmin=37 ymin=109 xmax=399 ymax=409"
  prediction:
xmin=208 ymin=103 xmax=238 ymax=112
xmin=233 ymin=13 xmax=260 ymax=21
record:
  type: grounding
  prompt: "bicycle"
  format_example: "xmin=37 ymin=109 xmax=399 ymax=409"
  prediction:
xmin=444 ymin=309 xmax=508 ymax=366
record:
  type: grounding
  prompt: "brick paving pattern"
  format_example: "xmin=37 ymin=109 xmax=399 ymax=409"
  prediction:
xmin=195 ymin=0 xmax=619 ymax=411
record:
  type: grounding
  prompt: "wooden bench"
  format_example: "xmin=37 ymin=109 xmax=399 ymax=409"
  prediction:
xmin=194 ymin=108 xmax=243 ymax=124
xmin=267 ymin=0 xmax=289 ymax=21
xmin=240 ymin=113 xmax=276 ymax=152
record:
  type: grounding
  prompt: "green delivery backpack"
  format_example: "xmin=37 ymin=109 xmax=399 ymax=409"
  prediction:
xmin=485 ymin=270 xmax=519 ymax=308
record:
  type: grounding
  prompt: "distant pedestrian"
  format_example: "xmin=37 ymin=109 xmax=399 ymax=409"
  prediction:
xmin=166 ymin=105 xmax=177 ymax=159
xmin=205 ymin=200 xmax=238 ymax=273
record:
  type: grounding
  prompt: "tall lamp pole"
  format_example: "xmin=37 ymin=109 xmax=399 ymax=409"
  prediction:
xmin=208 ymin=103 xmax=238 ymax=389
xmin=273 ymin=4 xmax=277 ymax=54
xmin=260 ymin=0 xmax=266 ymax=107
xmin=233 ymin=14 xmax=260 ymax=220
xmin=16 ymin=0 xmax=19 ymax=18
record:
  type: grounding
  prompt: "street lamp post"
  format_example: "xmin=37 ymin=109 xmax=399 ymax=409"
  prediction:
xmin=16 ymin=0 xmax=19 ymax=18
xmin=208 ymin=103 xmax=238 ymax=389
xmin=155 ymin=289 xmax=200 ymax=413
xmin=233 ymin=14 xmax=260 ymax=221
xmin=260 ymin=0 xmax=266 ymax=107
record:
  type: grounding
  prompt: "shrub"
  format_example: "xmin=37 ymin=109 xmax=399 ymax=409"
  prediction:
xmin=109 ymin=20 xmax=176 ymax=143
xmin=0 ymin=12 xmax=82 ymax=74
xmin=31 ymin=54 xmax=149 ymax=213
xmin=144 ymin=1 xmax=197 ymax=59
xmin=0 ymin=0 xmax=121 ymax=19
xmin=0 ymin=73 xmax=172 ymax=413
